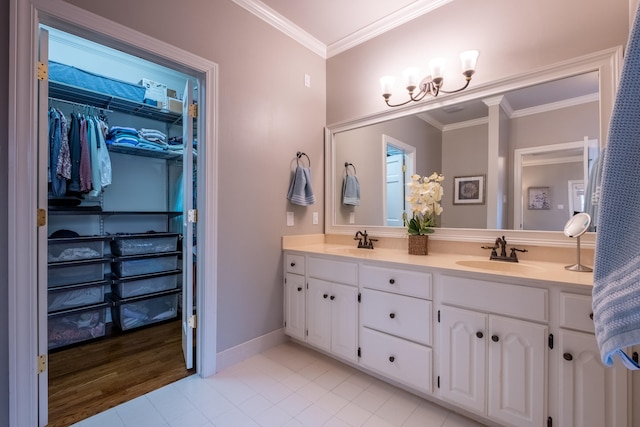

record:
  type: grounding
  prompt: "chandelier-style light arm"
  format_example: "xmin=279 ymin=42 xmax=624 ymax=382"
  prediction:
xmin=381 ymin=50 xmax=479 ymax=108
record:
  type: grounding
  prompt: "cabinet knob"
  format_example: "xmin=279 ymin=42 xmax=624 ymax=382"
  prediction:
xmin=330 ymin=295 xmax=335 ymax=300
xmin=290 ymin=262 xmax=296 ymax=267
xmin=563 ymin=352 xmax=573 ymax=361
xmin=389 ymin=313 xmax=395 ymax=319
xmin=389 ymin=279 xmax=395 ymax=285
xmin=491 ymin=335 xmax=499 ymax=342
xmin=589 ymin=312 xmax=594 ymax=320
xmin=323 ymin=294 xmax=328 ymax=299
xmin=297 ymin=287 xmax=302 ymax=292
xmin=476 ymin=331 xmax=484 ymax=339
xmin=389 ymin=356 xmax=395 ymax=363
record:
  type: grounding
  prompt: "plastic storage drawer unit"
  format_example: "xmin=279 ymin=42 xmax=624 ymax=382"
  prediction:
xmin=48 ymin=258 xmax=109 ymax=288
xmin=47 ymin=302 xmax=108 ymax=349
xmin=112 ymin=252 xmax=180 ymax=278
xmin=48 ymin=280 xmax=107 ymax=312
xmin=48 ymin=236 xmax=107 ymax=262
xmin=111 ymin=232 xmax=180 ymax=256
xmin=111 ymin=289 xmax=180 ymax=331
xmin=112 ymin=270 xmax=180 ymax=298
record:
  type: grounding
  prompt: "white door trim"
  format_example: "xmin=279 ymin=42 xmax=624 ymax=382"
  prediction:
xmin=8 ymin=0 xmax=218 ymax=425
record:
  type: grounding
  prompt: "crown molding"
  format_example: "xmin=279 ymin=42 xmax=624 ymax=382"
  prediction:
xmin=231 ymin=0 xmax=326 ymax=58
xmin=509 ymin=93 xmax=599 ymax=118
xmin=231 ymin=0 xmax=453 ymax=59
xmin=327 ymin=0 xmax=454 ymax=58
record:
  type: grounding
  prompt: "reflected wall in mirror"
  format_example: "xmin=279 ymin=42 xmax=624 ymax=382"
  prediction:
xmin=331 ymin=71 xmax=601 ymax=233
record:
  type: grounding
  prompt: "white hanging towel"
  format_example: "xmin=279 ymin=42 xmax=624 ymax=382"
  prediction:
xmin=592 ymin=9 xmax=640 ymax=370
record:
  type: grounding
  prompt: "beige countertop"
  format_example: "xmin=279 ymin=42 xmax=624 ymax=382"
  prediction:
xmin=283 ymin=235 xmax=594 ymax=288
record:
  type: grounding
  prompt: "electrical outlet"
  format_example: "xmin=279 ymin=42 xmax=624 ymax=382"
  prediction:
xmin=304 ymin=73 xmax=311 ymax=88
xmin=286 ymin=212 xmax=294 ymax=226
xmin=313 ymin=212 xmax=318 ymax=225
xmin=349 ymin=212 xmax=355 ymax=224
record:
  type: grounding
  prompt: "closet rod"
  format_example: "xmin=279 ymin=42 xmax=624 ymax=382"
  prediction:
xmin=48 ymin=96 xmax=113 ymax=113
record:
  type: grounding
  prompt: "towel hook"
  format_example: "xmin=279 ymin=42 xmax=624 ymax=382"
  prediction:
xmin=344 ymin=162 xmax=357 ymax=175
xmin=296 ymin=151 xmax=311 ymax=167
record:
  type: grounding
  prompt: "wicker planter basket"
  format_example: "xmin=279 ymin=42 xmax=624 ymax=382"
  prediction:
xmin=408 ymin=234 xmax=429 ymax=255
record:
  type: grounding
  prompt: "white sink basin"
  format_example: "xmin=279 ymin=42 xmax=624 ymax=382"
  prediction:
xmin=455 ymin=259 xmax=544 ymax=275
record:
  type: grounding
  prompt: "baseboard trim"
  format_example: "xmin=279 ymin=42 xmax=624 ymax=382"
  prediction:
xmin=215 ymin=328 xmax=286 ymax=372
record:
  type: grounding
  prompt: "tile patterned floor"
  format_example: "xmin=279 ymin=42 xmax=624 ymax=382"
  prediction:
xmin=72 ymin=341 xmax=485 ymax=427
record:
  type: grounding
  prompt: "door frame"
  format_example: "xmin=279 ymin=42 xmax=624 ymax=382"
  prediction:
xmin=8 ymin=0 xmax=219 ymax=425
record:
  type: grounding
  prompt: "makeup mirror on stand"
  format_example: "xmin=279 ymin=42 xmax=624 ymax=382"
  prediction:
xmin=564 ymin=212 xmax=593 ymax=272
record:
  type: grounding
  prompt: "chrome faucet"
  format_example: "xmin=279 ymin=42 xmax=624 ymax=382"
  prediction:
xmin=354 ymin=230 xmax=377 ymax=249
xmin=481 ymin=236 xmax=528 ymax=262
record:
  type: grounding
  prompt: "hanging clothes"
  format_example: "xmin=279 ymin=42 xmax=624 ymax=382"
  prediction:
xmin=48 ymin=108 xmax=66 ymax=197
xmin=87 ymin=117 xmax=102 ymax=197
xmin=79 ymin=116 xmax=92 ymax=193
xmin=68 ymin=113 xmax=82 ymax=194
xmin=97 ymin=119 xmax=112 ymax=189
xmin=55 ymin=109 xmax=71 ymax=181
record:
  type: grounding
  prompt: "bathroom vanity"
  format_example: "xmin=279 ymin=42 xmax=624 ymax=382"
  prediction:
xmin=282 ymin=236 xmax=629 ymax=427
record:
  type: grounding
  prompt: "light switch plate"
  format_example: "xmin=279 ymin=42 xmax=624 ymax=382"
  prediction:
xmin=287 ymin=212 xmax=294 ymax=226
xmin=313 ymin=212 xmax=318 ymax=225
xmin=349 ymin=212 xmax=355 ymax=224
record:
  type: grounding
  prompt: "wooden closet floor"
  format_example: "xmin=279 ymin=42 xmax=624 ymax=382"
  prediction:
xmin=48 ymin=319 xmax=194 ymax=427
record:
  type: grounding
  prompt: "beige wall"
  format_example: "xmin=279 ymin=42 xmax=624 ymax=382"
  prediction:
xmin=60 ymin=0 xmax=327 ymax=352
xmin=326 ymin=0 xmax=629 ymax=124
xmin=0 ymin=0 xmax=9 ymax=422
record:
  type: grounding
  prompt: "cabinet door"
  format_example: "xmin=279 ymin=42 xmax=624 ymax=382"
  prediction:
xmin=284 ymin=273 xmax=306 ymax=341
xmin=330 ymin=283 xmax=358 ymax=362
xmin=306 ymin=278 xmax=332 ymax=352
xmin=488 ymin=315 xmax=546 ymax=427
xmin=559 ymin=330 xmax=628 ymax=427
xmin=439 ymin=306 xmax=486 ymax=414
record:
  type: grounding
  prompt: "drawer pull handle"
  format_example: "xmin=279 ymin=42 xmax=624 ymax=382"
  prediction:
xmin=476 ymin=331 xmax=484 ymax=339
xmin=297 ymin=287 xmax=302 ymax=292
xmin=389 ymin=356 xmax=395 ymax=363
xmin=491 ymin=335 xmax=499 ymax=342
xmin=330 ymin=295 xmax=335 ymax=300
xmin=290 ymin=262 xmax=296 ymax=267
xmin=323 ymin=294 xmax=328 ymax=299
xmin=563 ymin=352 xmax=573 ymax=361
xmin=389 ymin=313 xmax=395 ymax=319
xmin=389 ymin=279 xmax=395 ymax=285
xmin=589 ymin=312 xmax=594 ymax=320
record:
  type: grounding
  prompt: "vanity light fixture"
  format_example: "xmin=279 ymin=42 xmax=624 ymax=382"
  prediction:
xmin=380 ymin=50 xmax=479 ymax=107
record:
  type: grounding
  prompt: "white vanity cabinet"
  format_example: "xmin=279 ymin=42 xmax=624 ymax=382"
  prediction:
xmin=438 ymin=275 xmax=548 ymax=427
xmin=306 ymin=257 xmax=359 ymax=363
xmin=556 ymin=292 xmax=628 ymax=427
xmin=359 ymin=264 xmax=433 ymax=393
xmin=284 ymin=254 xmax=306 ymax=341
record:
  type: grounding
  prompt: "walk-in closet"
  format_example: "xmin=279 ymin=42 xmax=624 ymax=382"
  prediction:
xmin=41 ymin=25 xmax=200 ymax=426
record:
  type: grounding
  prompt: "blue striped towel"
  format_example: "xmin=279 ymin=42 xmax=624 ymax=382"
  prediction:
xmin=287 ymin=165 xmax=316 ymax=206
xmin=592 ymin=9 xmax=640 ymax=369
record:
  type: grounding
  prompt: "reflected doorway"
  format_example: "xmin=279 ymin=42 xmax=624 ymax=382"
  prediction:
xmin=383 ymin=135 xmax=415 ymax=226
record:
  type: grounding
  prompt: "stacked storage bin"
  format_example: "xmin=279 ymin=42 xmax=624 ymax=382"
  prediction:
xmin=47 ymin=236 xmax=111 ymax=349
xmin=110 ymin=232 xmax=181 ymax=331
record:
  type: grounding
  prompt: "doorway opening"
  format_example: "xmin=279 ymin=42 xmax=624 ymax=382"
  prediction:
xmin=383 ymin=134 xmax=416 ymax=226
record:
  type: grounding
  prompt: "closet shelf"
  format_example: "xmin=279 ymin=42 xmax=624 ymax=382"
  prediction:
xmin=107 ymin=144 xmax=183 ymax=160
xmin=48 ymin=210 xmax=183 ymax=218
xmin=49 ymin=80 xmax=182 ymax=125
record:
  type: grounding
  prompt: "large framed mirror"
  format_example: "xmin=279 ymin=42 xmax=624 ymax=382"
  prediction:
xmin=325 ymin=47 xmax=622 ymax=247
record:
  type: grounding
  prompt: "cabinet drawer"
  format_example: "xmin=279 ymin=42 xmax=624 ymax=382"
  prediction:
xmin=361 ymin=288 xmax=431 ymax=345
xmin=441 ymin=276 xmax=547 ymax=322
xmin=308 ymin=257 xmax=357 ymax=285
xmin=360 ymin=327 xmax=431 ymax=393
xmin=560 ymin=293 xmax=595 ymax=333
xmin=360 ymin=264 xmax=431 ymax=299
xmin=285 ymin=254 xmax=305 ymax=275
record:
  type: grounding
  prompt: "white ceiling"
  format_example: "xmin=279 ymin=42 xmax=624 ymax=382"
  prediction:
xmin=231 ymin=0 xmax=453 ymax=57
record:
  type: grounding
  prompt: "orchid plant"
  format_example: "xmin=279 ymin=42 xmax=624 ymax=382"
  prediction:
xmin=403 ymin=172 xmax=445 ymax=235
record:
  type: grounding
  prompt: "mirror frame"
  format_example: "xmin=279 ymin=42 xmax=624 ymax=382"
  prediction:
xmin=325 ymin=47 xmax=623 ymax=248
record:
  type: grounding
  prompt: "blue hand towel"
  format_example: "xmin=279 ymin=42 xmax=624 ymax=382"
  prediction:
xmin=343 ymin=175 xmax=360 ymax=206
xmin=592 ymin=9 xmax=640 ymax=369
xmin=287 ymin=165 xmax=316 ymax=206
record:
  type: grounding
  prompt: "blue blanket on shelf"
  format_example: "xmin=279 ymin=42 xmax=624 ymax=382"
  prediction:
xmin=592 ymin=9 xmax=640 ymax=369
